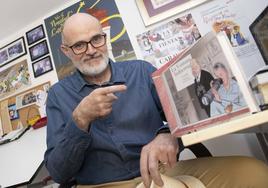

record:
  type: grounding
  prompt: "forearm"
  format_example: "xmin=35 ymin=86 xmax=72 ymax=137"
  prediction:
xmin=45 ymin=118 xmax=91 ymax=183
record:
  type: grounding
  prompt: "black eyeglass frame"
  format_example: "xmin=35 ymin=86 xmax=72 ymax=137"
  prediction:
xmin=66 ymin=33 xmax=107 ymax=55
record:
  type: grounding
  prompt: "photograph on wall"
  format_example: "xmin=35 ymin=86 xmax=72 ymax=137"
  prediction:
xmin=0 ymin=37 xmax=27 ymax=67
xmin=0 ymin=59 xmax=31 ymax=99
xmin=32 ymin=56 xmax=53 ymax=78
xmin=8 ymin=104 xmax=19 ymax=120
xmin=136 ymin=13 xmax=201 ymax=68
xmin=16 ymin=89 xmax=37 ymax=110
xmin=192 ymin=0 xmax=267 ymax=77
xmin=26 ymin=24 xmax=46 ymax=46
xmin=29 ymin=40 xmax=49 ymax=61
xmin=44 ymin=0 xmax=136 ymax=80
xmin=136 ymin=0 xmax=211 ymax=26
xmin=0 ymin=50 xmax=8 ymax=65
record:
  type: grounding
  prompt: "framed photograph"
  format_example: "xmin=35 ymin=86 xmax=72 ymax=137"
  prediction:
xmin=32 ymin=56 xmax=53 ymax=78
xmin=8 ymin=104 xmax=19 ymax=121
xmin=136 ymin=0 xmax=211 ymax=26
xmin=0 ymin=37 xmax=27 ymax=67
xmin=16 ymin=90 xmax=37 ymax=110
xmin=26 ymin=24 xmax=46 ymax=46
xmin=29 ymin=40 xmax=49 ymax=61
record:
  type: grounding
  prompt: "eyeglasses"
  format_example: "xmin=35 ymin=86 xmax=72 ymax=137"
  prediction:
xmin=67 ymin=33 xmax=107 ymax=55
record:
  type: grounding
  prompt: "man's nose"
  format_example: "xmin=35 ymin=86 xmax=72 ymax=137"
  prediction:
xmin=85 ymin=43 xmax=97 ymax=55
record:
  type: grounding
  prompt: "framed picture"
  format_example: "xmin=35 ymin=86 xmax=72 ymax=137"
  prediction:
xmin=16 ymin=89 xmax=37 ymax=110
xmin=0 ymin=37 xmax=27 ymax=67
xmin=29 ymin=40 xmax=49 ymax=61
xmin=8 ymin=104 xmax=19 ymax=121
xmin=32 ymin=56 xmax=53 ymax=78
xmin=136 ymin=0 xmax=211 ymax=26
xmin=26 ymin=24 xmax=46 ymax=46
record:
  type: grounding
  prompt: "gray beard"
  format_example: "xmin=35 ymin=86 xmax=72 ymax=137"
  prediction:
xmin=76 ymin=56 xmax=109 ymax=77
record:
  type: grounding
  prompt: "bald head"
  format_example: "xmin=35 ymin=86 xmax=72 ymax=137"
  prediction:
xmin=191 ymin=58 xmax=201 ymax=77
xmin=62 ymin=13 xmax=102 ymax=45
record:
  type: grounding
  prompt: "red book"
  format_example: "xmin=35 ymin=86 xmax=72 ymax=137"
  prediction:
xmin=152 ymin=32 xmax=258 ymax=137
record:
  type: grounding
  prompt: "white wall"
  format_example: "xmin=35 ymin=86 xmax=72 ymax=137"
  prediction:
xmin=0 ymin=0 xmax=267 ymax=162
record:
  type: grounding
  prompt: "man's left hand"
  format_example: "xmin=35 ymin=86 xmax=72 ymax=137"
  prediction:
xmin=140 ymin=133 xmax=179 ymax=188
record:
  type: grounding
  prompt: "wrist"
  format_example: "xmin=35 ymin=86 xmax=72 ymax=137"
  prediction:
xmin=156 ymin=127 xmax=171 ymax=135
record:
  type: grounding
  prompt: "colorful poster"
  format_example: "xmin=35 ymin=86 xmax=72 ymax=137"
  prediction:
xmin=0 ymin=60 xmax=31 ymax=99
xmin=136 ymin=13 xmax=201 ymax=68
xmin=192 ymin=0 xmax=266 ymax=78
xmin=44 ymin=0 xmax=136 ymax=80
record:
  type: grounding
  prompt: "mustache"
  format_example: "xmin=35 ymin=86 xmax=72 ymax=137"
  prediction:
xmin=83 ymin=53 xmax=102 ymax=60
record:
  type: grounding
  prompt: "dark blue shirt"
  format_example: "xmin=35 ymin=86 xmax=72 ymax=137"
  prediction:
xmin=44 ymin=60 xmax=167 ymax=184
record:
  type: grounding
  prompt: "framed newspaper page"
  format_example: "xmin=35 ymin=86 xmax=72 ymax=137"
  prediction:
xmin=136 ymin=0 xmax=210 ymax=26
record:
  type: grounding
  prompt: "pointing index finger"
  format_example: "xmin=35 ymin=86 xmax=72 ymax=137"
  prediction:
xmin=99 ymin=84 xmax=127 ymax=95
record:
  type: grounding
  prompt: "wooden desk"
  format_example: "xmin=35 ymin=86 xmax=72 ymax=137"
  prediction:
xmin=181 ymin=110 xmax=268 ymax=146
xmin=0 ymin=127 xmax=46 ymax=188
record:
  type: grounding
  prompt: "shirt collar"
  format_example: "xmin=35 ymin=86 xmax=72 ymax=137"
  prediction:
xmin=72 ymin=59 xmax=126 ymax=92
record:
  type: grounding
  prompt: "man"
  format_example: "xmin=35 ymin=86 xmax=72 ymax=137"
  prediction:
xmin=45 ymin=13 xmax=268 ymax=188
xmin=191 ymin=58 xmax=214 ymax=117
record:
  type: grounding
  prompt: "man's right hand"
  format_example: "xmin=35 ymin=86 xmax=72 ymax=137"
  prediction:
xmin=72 ymin=84 xmax=127 ymax=131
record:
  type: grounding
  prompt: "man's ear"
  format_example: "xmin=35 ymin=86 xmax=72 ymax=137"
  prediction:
xmin=61 ymin=44 xmax=70 ymax=57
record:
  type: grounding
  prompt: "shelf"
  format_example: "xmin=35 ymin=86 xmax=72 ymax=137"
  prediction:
xmin=181 ymin=110 xmax=268 ymax=146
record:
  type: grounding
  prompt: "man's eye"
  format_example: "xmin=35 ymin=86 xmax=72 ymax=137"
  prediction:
xmin=92 ymin=35 xmax=103 ymax=43
xmin=73 ymin=42 xmax=86 ymax=49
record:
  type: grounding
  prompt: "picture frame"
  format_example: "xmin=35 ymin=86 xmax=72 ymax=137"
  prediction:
xmin=29 ymin=40 xmax=49 ymax=61
xmin=26 ymin=24 xmax=46 ymax=46
xmin=15 ymin=89 xmax=37 ymax=110
xmin=32 ymin=56 xmax=53 ymax=78
xmin=8 ymin=104 xmax=19 ymax=121
xmin=136 ymin=0 xmax=211 ymax=26
xmin=0 ymin=37 xmax=27 ymax=67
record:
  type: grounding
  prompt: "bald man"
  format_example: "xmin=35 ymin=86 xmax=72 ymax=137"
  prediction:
xmin=191 ymin=58 xmax=214 ymax=117
xmin=44 ymin=13 xmax=268 ymax=188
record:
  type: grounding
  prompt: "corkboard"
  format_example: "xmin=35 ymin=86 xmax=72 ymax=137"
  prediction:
xmin=0 ymin=82 xmax=50 ymax=132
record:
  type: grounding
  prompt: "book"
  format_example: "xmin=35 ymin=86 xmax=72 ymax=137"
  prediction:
xmin=152 ymin=31 xmax=259 ymax=137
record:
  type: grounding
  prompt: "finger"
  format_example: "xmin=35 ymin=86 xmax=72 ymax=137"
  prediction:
xmin=98 ymin=107 xmax=112 ymax=117
xmin=148 ymin=152 xmax=163 ymax=187
xmin=98 ymin=85 xmax=127 ymax=95
xmin=106 ymin=93 xmax=118 ymax=100
xmin=159 ymin=153 xmax=170 ymax=168
xmin=167 ymin=149 xmax=177 ymax=168
xmin=96 ymin=94 xmax=117 ymax=103
xmin=140 ymin=147 xmax=151 ymax=188
xmin=99 ymin=102 xmax=113 ymax=110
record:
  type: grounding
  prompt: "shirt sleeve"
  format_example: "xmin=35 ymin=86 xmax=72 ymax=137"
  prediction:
xmin=44 ymin=88 xmax=92 ymax=184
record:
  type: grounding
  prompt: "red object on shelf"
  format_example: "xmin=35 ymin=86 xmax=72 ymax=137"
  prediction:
xmin=32 ymin=117 xmax=47 ymax=129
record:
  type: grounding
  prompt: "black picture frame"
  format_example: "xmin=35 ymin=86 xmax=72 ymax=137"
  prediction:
xmin=8 ymin=104 xmax=19 ymax=120
xmin=32 ymin=56 xmax=53 ymax=78
xmin=26 ymin=24 xmax=46 ymax=46
xmin=0 ymin=37 xmax=27 ymax=67
xmin=29 ymin=40 xmax=49 ymax=62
